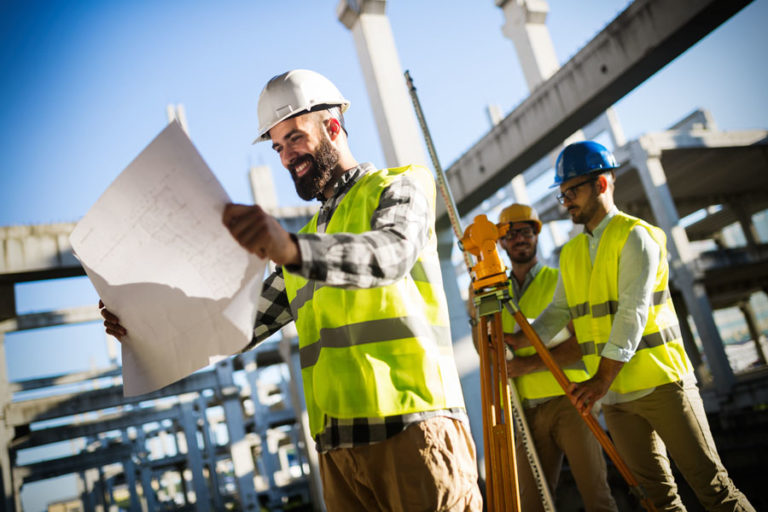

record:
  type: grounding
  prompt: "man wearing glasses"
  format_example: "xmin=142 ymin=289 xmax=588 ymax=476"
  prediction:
xmin=507 ymin=141 xmax=753 ymax=511
xmin=470 ymin=203 xmax=618 ymax=511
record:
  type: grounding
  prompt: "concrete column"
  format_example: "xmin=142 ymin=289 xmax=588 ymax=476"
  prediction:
xmin=436 ymin=228 xmax=485 ymax=478
xmin=122 ymin=457 xmax=142 ymax=512
xmin=249 ymin=165 xmax=278 ymax=210
xmin=195 ymin=397 xmax=223 ymax=511
xmin=278 ymin=331 xmax=325 ymax=512
xmin=337 ymin=0 xmax=429 ymax=168
xmin=739 ymin=300 xmax=768 ymax=367
xmin=730 ymin=201 xmax=761 ymax=249
xmin=497 ymin=0 xmax=559 ymax=89
xmin=214 ymin=360 xmax=260 ymax=511
xmin=671 ymin=291 xmax=706 ymax=383
xmin=135 ymin=429 xmax=157 ymax=512
xmin=0 ymin=332 xmax=16 ymax=512
xmin=630 ymin=138 xmax=735 ymax=394
xmin=180 ymin=401 xmax=211 ymax=509
xmin=240 ymin=352 xmax=282 ymax=509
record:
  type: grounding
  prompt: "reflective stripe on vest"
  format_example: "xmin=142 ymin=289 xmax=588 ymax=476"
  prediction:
xmin=502 ymin=266 xmax=593 ymax=400
xmin=283 ymin=165 xmax=465 ymax=437
xmin=560 ymin=212 xmax=692 ymax=393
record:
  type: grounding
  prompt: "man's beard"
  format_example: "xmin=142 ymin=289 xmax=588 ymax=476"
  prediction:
xmin=509 ymin=245 xmax=536 ymax=265
xmin=290 ymin=138 xmax=340 ymax=201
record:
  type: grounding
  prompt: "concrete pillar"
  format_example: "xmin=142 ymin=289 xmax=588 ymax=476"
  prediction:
xmin=0 ymin=332 xmax=16 ymax=512
xmin=629 ymin=138 xmax=735 ymax=394
xmin=497 ymin=0 xmax=559 ymax=89
xmin=195 ymin=397 xmax=223 ymax=511
xmin=215 ymin=360 xmax=260 ymax=511
xmin=436 ymin=228 xmax=485 ymax=478
xmin=337 ymin=0 xmax=429 ymax=168
xmin=739 ymin=300 xmax=768 ymax=367
xmin=122 ymin=457 xmax=142 ymax=512
xmin=180 ymin=401 xmax=211 ymax=509
xmin=240 ymin=352 xmax=282 ymax=509
xmin=135 ymin=429 xmax=157 ymax=512
xmin=730 ymin=201 xmax=761 ymax=249
xmin=671 ymin=291 xmax=707 ymax=383
xmin=279 ymin=330 xmax=325 ymax=512
xmin=249 ymin=165 xmax=279 ymax=210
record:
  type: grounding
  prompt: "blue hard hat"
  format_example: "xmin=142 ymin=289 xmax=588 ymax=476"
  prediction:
xmin=552 ymin=141 xmax=618 ymax=188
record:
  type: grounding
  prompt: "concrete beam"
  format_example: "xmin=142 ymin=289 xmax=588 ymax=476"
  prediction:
xmin=0 ymin=305 xmax=101 ymax=333
xmin=9 ymin=366 xmax=122 ymax=393
xmin=0 ymin=223 xmax=82 ymax=283
xmin=11 ymin=404 xmax=181 ymax=451
xmin=15 ymin=444 xmax=133 ymax=484
xmin=5 ymin=370 xmax=218 ymax=426
xmin=436 ymin=0 xmax=753 ymax=230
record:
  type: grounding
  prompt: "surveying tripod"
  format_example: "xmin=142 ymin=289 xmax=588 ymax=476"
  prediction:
xmin=405 ymin=71 xmax=658 ymax=512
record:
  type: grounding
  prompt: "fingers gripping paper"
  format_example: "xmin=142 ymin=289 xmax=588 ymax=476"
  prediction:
xmin=70 ymin=121 xmax=266 ymax=396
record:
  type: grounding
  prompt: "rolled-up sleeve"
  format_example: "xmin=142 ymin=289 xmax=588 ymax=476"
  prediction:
xmin=600 ymin=226 xmax=661 ymax=362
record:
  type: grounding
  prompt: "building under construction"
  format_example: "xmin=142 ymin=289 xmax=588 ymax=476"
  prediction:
xmin=1 ymin=0 xmax=767 ymax=510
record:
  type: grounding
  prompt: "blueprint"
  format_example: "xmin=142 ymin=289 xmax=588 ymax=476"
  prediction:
xmin=70 ymin=121 xmax=265 ymax=396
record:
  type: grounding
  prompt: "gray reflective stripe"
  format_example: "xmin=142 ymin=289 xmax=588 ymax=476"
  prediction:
xmin=579 ymin=325 xmax=680 ymax=356
xmin=299 ymin=317 xmax=451 ymax=369
xmin=580 ymin=342 xmax=597 ymax=356
xmin=570 ymin=302 xmax=590 ymax=318
xmin=591 ymin=301 xmax=618 ymax=318
xmin=289 ymin=280 xmax=318 ymax=317
xmin=653 ymin=289 xmax=670 ymax=305
xmin=638 ymin=324 xmax=681 ymax=349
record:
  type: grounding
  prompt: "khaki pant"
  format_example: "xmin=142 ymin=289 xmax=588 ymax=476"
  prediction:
xmin=604 ymin=380 xmax=754 ymax=512
xmin=516 ymin=395 xmax=618 ymax=512
xmin=318 ymin=417 xmax=482 ymax=512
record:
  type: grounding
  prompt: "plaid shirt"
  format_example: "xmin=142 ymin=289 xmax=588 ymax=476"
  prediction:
xmin=245 ymin=162 xmax=467 ymax=452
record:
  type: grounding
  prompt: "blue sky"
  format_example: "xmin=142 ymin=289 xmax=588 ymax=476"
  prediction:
xmin=1 ymin=1 xmax=767 ymax=509
xmin=1 ymin=0 xmax=766 ymax=228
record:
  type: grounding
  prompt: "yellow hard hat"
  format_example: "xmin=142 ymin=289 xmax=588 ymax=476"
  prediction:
xmin=498 ymin=203 xmax=542 ymax=234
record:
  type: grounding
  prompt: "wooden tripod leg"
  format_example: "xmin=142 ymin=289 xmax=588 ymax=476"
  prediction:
xmin=477 ymin=316 xmax=496 ymax=512
xmin=491 ymin=311 xmax=520 ymax=512
xmin=512 ymin=309 xmax=659 ymax=512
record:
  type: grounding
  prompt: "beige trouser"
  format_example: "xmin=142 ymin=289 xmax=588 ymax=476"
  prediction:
xmin=318 ymin=416 xmax=483 ymax=512
xmin=515 ymin=395 xmax=619 ymax=512
xmin=604 ymin=379 xmax=755 ymax=512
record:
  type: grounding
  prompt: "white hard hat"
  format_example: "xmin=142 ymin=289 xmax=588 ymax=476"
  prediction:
xmin=253 ymin=69 xmax=350 ymax=143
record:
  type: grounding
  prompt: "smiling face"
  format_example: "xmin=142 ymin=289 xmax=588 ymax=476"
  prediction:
xmin=500 ymin=221 xmax=538 ymax=264
xmin=270 ymin=113 xmax=341 ymax=201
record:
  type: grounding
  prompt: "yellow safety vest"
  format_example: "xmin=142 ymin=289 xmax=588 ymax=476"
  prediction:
xmin=560 ymin=212 xmax=692 ymax=393
xmin=503 ymin=266 xmax=593 ymax=400
xmin=283 ymin=165 xmax=465 ymax=437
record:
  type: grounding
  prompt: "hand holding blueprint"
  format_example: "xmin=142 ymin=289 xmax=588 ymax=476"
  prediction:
xmin=70 ymin=121 xmax=266 ymax=396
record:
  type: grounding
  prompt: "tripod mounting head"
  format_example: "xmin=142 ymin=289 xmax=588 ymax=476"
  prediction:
xmin=460 ymin=214 xmax=510 ymax=291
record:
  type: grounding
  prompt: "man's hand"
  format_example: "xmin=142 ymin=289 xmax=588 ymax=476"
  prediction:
xmin=568 ymin=358 xmax=624 ymax=416
xmin=504 ymin=331 xmax=530 ymax=349
xmin=506 ymin=356 xmax=534 ymax=378
xmin=223 ymin=204 xmax=300 ymax=266
xmin=99 ymin=300 xmax=127 ymax=341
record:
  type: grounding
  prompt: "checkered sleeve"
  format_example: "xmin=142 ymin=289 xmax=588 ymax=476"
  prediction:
xmin=243 ymin=266 xmax=295 ymax=351
xmin=294 ymin=173 xmax=431 ymax=288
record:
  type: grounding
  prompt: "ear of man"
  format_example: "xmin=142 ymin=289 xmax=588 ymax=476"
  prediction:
xmin=326 ymin=117 xmax=341 ymax=140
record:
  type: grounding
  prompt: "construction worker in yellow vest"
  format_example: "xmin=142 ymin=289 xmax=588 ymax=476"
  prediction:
xmin=506 ymin=141 xmax=754 ymax=511
xmin=101 ymin=69 xmax=482 ymax=511
xmin=470 ymin=203 xmax=618 ymax=511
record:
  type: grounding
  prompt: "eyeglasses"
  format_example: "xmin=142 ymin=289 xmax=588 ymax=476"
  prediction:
xmin=502 ymin=226 xmax=535 ymax=241
xmin=555 ymin=177 xmax=598 ymax=205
